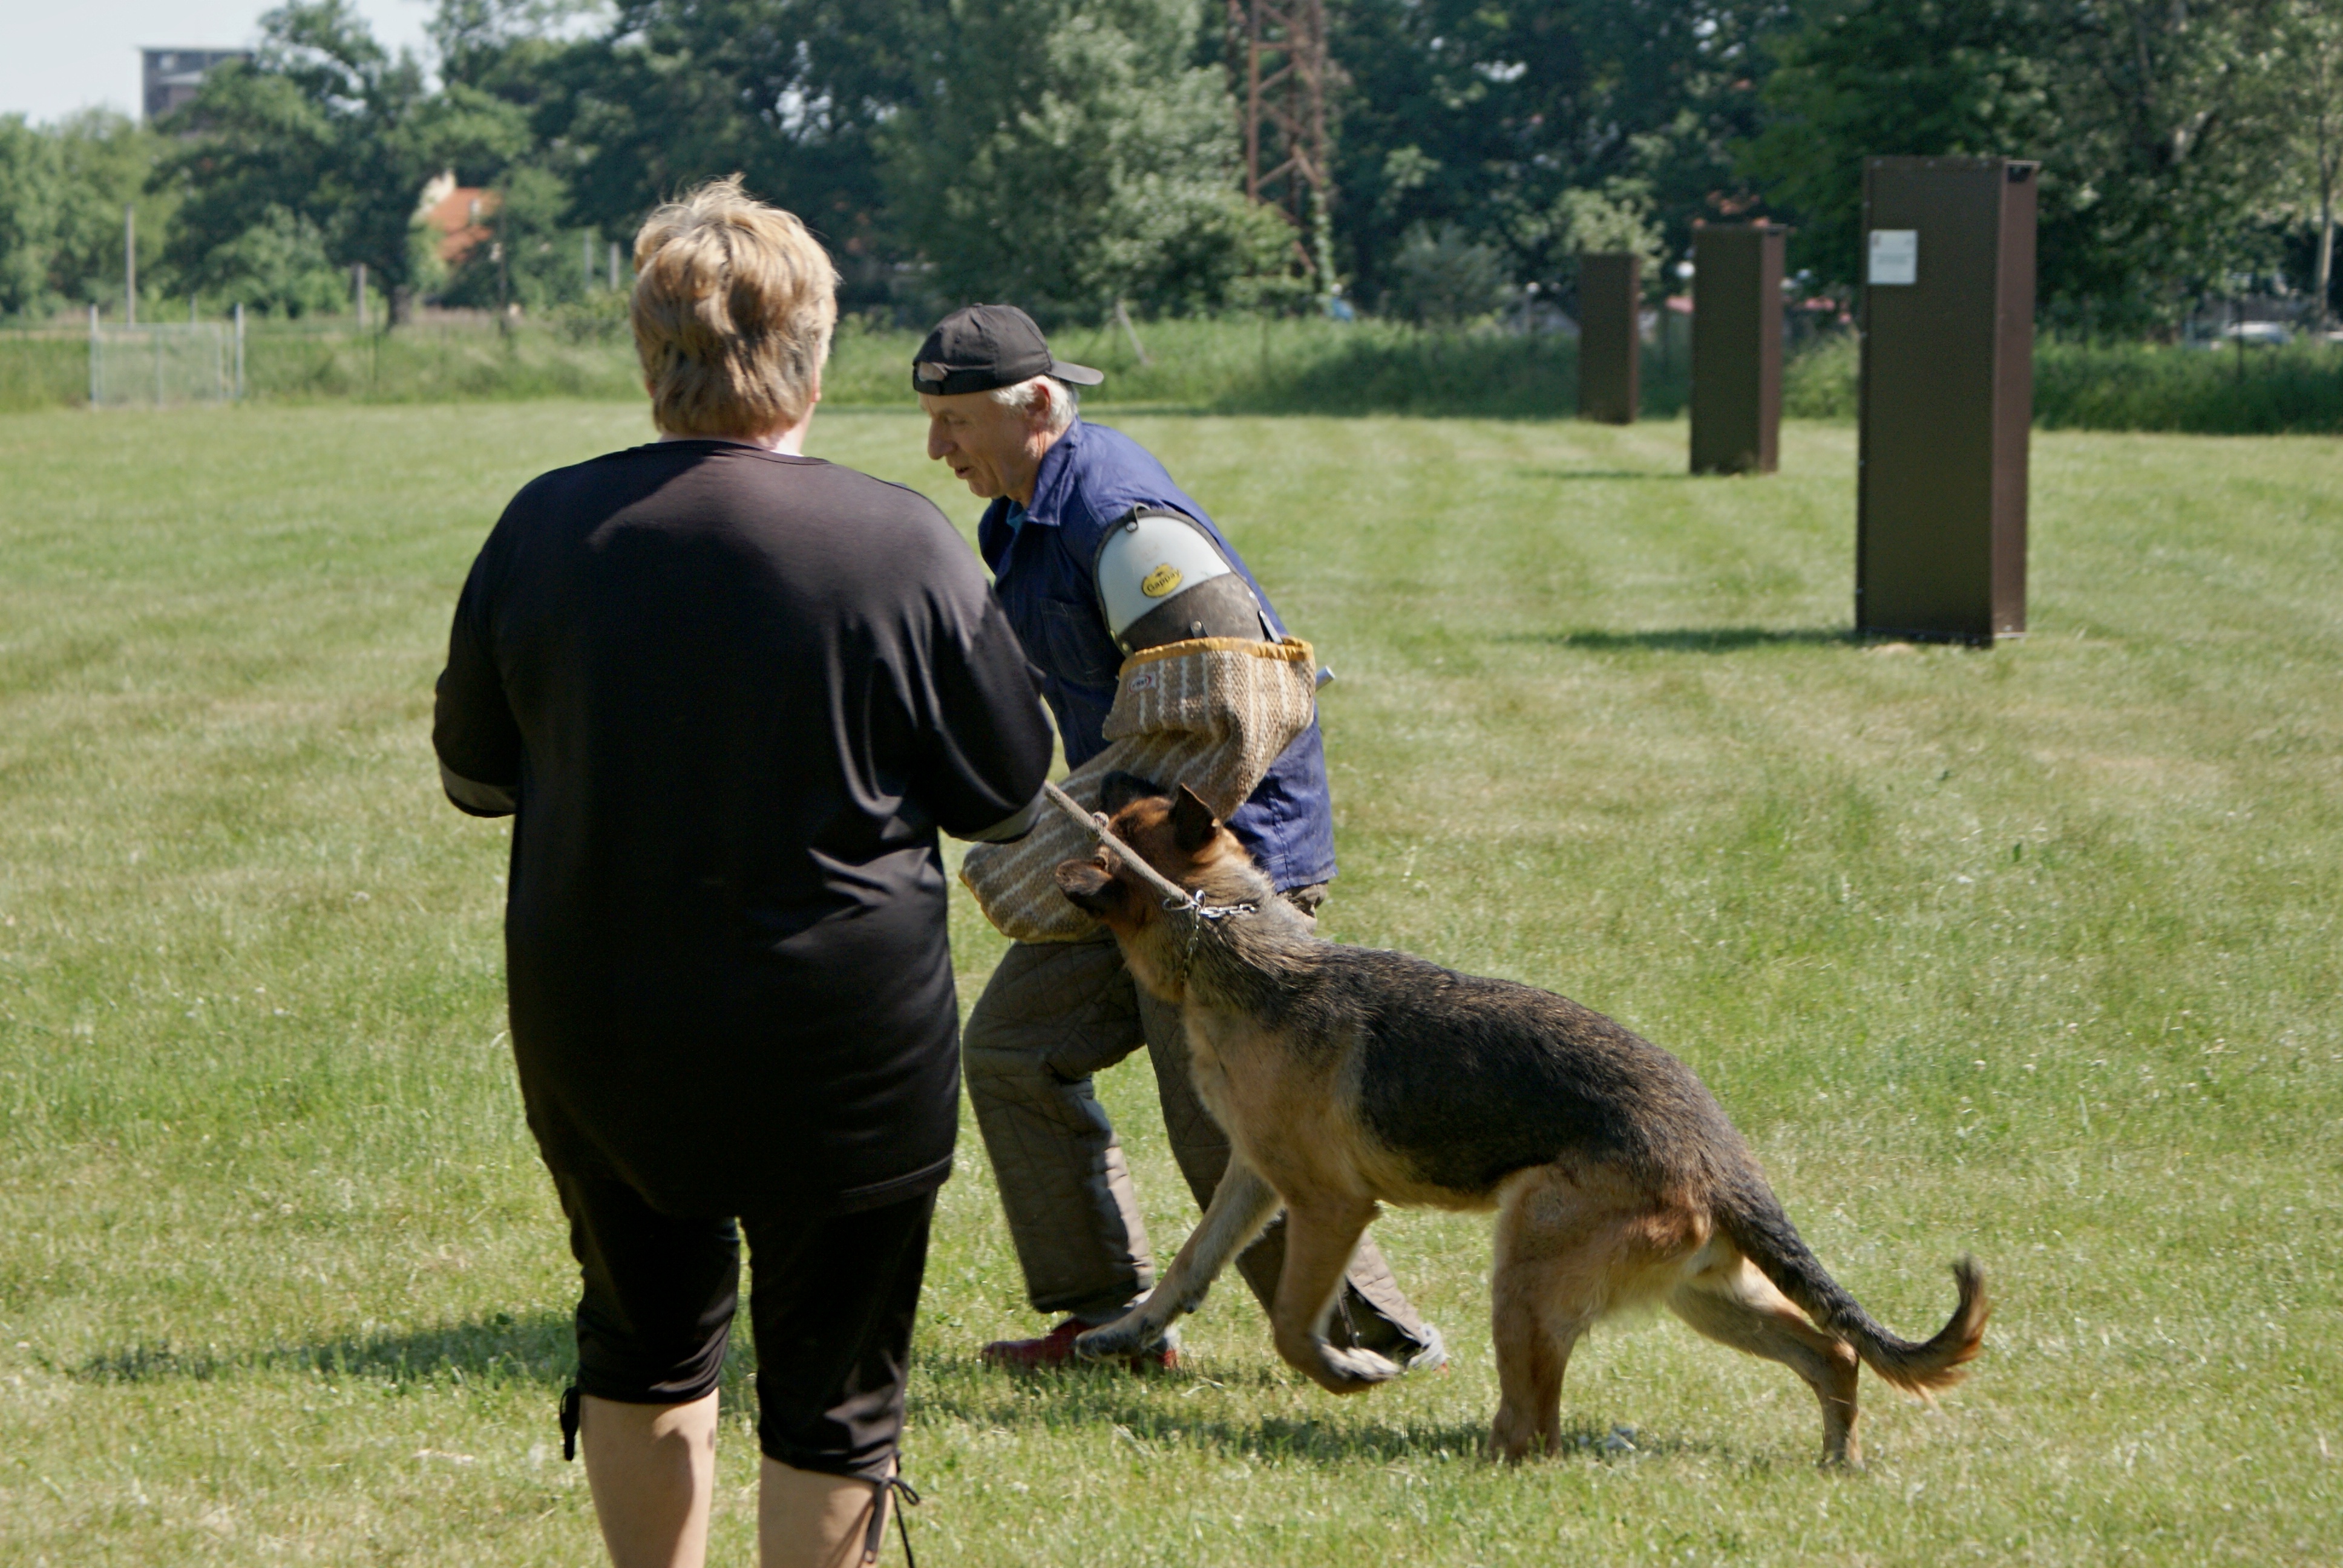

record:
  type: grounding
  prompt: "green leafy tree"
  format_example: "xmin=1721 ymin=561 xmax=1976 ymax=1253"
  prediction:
xmin=0 ymin=117 xmax=64 ymax=316
xmin=508 ymin=0 xmax=929 ymax=302
xmin=0 ymin=112 xmax=178 ymax=318
xmin=880 ymin=0 xmax=1284 ymax=319
xmin=1329 ymin=0 xmax=1798 ymax=309
xmin=1384 ymin=223 xmax=1516 ymax=324
xmin=159 ymin=0 xmax=526 ymax=322
xmin=1745 ymin=0 xmax=2286 ymax=331
xmin=50 ymin=113 xmax=180 ymax=313
xmin=1742 ymin=0 xmax=2049 ymax=289
xmin=194 ymin=204 xmax=349 ymax=316
xmin=2269 ymin=0 xmax=2343 ymax=322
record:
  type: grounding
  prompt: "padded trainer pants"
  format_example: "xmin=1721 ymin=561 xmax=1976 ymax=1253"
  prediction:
xmin=961 ymin=932 xmax=1432 ymax=1355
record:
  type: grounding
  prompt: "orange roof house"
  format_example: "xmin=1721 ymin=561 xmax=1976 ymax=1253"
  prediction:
xmin=417 ymin=172 xmax=500 ymax=267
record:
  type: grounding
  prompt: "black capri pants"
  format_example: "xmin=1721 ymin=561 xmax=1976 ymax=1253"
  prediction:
xmin=552 ymin=1163 xmax=936 ymax=1480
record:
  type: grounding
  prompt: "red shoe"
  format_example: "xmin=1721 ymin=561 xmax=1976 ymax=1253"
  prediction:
xmin=978 ymin=1317 xmax=1178 ymax=1373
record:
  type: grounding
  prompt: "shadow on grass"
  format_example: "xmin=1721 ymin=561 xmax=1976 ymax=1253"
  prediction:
xmin=73 ymin=1310 xmax=578 ymax=1388
xmin=1504 ymin=627 xmax=1862 ymax=653
xmin=1515 ymin=469 xmax=1702 ymax=482
xmin=909 ymin=1354 xmax=1738 ymax=1468
xmin=76 ymin=1326 xmax=1754 ymax=1468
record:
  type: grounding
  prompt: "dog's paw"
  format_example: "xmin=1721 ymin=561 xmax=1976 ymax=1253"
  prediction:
xmin=1074 ymin=1316 xmax=1158 ymax=1360
xmin=1311 ymin=1345 xmax=1402 ymax=1394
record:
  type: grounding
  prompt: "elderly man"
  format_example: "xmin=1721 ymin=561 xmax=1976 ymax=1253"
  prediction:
xmin=916 ymin=304 xmax=1446 ymax=1373
xmin=435 ymin=189 xmax=1052 ymax=1568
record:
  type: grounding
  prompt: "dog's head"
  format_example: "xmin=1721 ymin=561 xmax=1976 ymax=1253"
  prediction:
xmin=1052 ymin=773 xmax=1260 ymax=933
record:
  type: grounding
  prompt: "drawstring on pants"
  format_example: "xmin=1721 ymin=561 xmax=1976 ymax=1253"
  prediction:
xmin=861 ymin=1474 xmax=920 ymax=1567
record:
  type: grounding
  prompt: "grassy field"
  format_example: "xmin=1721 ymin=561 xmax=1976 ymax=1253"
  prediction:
xmin=1 ymin=402 xmax=2337 ymax=1565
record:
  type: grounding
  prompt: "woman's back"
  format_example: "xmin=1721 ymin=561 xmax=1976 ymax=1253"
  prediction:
xmin=436 ymin=438 xmax=1050 ymax=1213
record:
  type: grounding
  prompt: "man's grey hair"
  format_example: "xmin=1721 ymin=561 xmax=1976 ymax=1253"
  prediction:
xmin=991 ymin=374 xmax=1078 ymax=436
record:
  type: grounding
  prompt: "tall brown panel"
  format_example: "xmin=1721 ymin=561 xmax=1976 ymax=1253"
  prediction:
xmin=1857 ymin=157 xmax=2036 ymax=642
xmin=1690 ymin=223 xmax=1788 ymax=474
xmin=1578 ymin=252 xmax=1640 ymax=424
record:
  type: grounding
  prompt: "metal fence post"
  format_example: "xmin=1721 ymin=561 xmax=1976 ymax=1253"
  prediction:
xmin=88 ymin=303 xmax=100 ymax=407
xmin=1856 ymin=156 xmax=2036 ymax=644
xmin=235 ymin=302 xmax=246 ymax=401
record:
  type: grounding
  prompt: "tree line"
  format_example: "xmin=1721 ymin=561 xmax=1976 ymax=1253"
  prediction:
xmin=2 ymin=0 xmax=2338 ymax=335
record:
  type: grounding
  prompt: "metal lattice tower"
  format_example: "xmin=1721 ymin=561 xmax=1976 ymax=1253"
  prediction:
xmin=1229 ymin=0 xmax=1335 ymax=283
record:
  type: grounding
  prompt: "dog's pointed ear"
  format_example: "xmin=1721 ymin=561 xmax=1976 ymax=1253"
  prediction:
xmin=1170 ymin=785 xmax=1219 ymax=854
xmin=1099 ymin=771 xmax=1163 ymax=814
xmin=1055 ymin=860 xmax=1131 ymax=918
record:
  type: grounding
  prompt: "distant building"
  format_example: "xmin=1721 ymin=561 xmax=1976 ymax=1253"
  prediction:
xmin=142 ymin=49 xmax=254 ymax=123
xmin=417 ymin=172 xmax=500 ymax=267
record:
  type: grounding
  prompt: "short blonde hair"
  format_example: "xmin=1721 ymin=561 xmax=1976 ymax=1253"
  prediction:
xmin=631 ymin=177 xmax=837 ymax=437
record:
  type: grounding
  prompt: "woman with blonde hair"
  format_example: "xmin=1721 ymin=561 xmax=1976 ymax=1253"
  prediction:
xmin=433 ymin=178 xmax=1051 ymax=1568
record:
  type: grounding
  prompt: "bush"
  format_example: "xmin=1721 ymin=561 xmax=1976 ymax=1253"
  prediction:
xmin=1384 ymin=225 xmax=1515 ymax=326
xmin=1783 ymin=331 xmax=1858 ymax=419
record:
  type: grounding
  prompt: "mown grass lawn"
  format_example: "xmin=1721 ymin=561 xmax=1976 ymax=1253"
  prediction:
xmin=1 ymin=401 xmax=2336 ymax=1566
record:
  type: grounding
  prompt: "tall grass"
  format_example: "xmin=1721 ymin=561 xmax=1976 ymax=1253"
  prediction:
xmin=13 ymin=310 xmax=2343 ymax=430
xmin=0 ymin=331 xmax=87 ymax=411
xmin=1780 ymin=329 xmax=2343 ymax=433
xmin=0 ymin=313 xmax=1665 ymax=419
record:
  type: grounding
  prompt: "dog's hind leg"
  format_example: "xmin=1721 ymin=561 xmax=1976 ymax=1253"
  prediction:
xmin=1486 ymin=1187 xmax=1597 ymax=1462
xmin=1077 ymin=1159 xmax=1280 ymax=1361
xmin=1269 ymin=1196 xmax=1401 ymax=1393
xmin=1669 ymin=1258 xmax=1864 ymax=1468
xmin=1489 ymin=1276 xmax=1582 ymax=1462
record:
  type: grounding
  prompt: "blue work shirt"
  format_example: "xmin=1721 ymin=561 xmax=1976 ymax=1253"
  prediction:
xmin=977 ymin=419 xmax=1337 ymax=891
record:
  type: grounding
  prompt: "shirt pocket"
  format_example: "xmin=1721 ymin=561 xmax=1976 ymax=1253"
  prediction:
xmin=1034 ymin=597 xmax=1121 ymax=689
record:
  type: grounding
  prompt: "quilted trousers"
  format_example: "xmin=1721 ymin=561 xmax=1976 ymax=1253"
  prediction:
xmin=961 ymin=931 xmax=1433 ymax=1356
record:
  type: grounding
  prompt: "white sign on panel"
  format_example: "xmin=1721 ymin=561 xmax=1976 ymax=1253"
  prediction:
xmin=1869 ymin=229 xmax=1918 ymax=286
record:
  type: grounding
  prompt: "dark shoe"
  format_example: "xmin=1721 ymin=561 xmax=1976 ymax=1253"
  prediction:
xmin=979 ymin=1317 xmax=1178 ymax=1373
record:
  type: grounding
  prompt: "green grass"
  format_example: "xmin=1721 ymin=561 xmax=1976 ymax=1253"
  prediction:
xmin=1 ymin=403 xmax=2338 ymax=1565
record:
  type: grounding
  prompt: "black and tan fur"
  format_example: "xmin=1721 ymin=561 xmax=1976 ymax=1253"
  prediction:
xmin=1057 ymin=777 xmax=1987 ymax=1466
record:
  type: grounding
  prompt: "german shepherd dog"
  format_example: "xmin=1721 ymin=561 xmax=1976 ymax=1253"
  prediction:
xmin=1057 ymin=777 xmax=1987 ymax=1466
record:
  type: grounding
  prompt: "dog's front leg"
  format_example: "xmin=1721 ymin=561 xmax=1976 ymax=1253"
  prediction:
xmin=1078 ymin=1159 xmax=1280 ymax=1359
xmin=1271 ymin=1197 xmax=1402 ymax=1394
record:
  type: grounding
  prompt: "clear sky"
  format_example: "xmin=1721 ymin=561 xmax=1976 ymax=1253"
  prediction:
xmin=1 ymin=0 xmax=437 ymax=125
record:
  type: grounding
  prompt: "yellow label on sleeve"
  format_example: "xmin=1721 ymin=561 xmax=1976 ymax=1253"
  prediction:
xmin=1141 ymin=563 xmax=1183 ymax=597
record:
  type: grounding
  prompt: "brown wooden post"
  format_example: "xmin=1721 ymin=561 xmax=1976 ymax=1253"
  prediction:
xmin=1690 ymin=223 xmax=1788 ymax=474
xmin=1577 ymin=252 xmax=1640 ymax=423
xmin=1856 ymin=157 xmax=2036 ymax=643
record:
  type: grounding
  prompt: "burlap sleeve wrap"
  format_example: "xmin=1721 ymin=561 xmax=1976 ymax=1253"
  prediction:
xmin=959 ymin=636 xmax=1319 ymax=943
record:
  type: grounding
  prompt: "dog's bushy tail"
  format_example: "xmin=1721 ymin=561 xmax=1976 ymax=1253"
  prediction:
xmin=1715 ymin=1175 xmax=1988 ymax=1396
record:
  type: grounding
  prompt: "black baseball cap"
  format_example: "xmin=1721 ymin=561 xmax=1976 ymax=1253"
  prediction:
xmin=912 ymin=304 xmax=1105 ymax=396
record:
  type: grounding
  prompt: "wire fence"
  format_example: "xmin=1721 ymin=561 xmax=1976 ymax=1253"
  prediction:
xmin=87 ymin=318 xmax=241 ymax=407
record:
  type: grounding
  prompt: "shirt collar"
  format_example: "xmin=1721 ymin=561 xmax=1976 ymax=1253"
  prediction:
xmin=1018 ymin=418 xmax=1084 ymax=528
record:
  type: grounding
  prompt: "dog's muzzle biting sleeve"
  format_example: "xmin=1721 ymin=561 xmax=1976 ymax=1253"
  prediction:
xmin=960 ymin=636 xmax=1320 ymax=943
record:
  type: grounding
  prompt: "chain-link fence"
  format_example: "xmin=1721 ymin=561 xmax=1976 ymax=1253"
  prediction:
xmin=88 ymin=321 xmax=240 ymax=407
